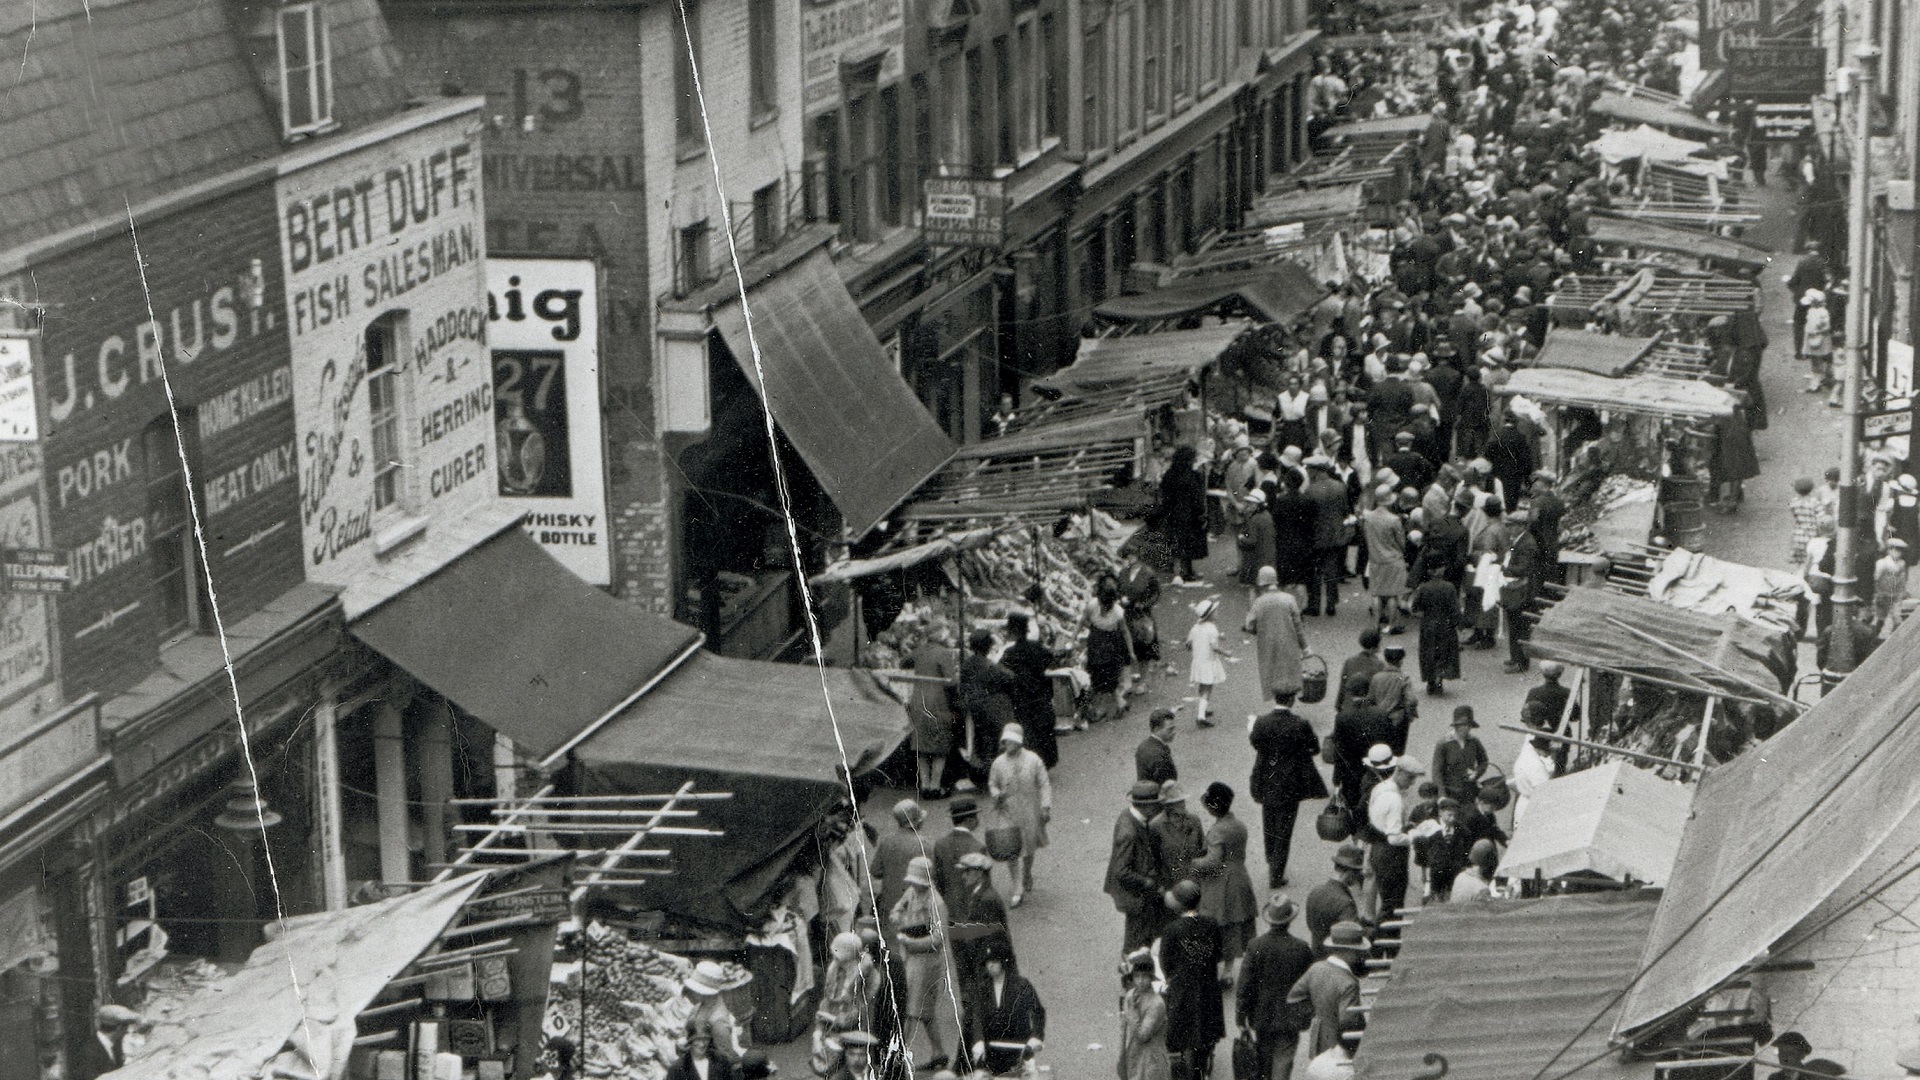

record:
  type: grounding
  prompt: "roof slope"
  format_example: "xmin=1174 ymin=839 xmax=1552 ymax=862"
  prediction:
xmin=1615 ymin=618 xmax=1920 ymax=1034
xmin=0 ymin=0 xmax=409 ymax=252
xmin=1354 ymin=892 xmax=1660 ymax=1080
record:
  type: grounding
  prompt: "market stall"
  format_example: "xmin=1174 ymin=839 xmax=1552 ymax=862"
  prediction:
xmin=1524 ymin=587 xmax=1797 ymax=773
xmin=1586 ymin=214 xmax=1773 ymax=273
xmin=1352 ymin=893 xmax=1661 ymax=1080
xmin=1495 ymin=760 xmax=1694 ymax=889
xmin=107 ymin=867 xmax=570 ymax=1080
xmin=542 ymin=923 xmax=755 ymax=1080
xmin=1091 ymin=265 xmax=1325 ymax=330
xmin=1590 ymin=91 xmax=1730 ymax=138
xmin=1533 ymin=328 xmax=1659 ymax=377
xmin=1546 ymin=266 xmax=1759 ymax=329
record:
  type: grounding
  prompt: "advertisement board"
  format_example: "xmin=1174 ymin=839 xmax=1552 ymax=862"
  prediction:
xmin=486 ymin=259 xmax=610 ymax=585
xmin=276 ymin=110 xmax=494 ymax=583
xmin=802 ymin=0 xmax=905 ymax=111
xmin=923 ymin=178 xmax=1008 ymax=249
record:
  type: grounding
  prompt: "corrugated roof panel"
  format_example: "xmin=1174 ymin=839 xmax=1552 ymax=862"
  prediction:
xmin=1354 ymin=893 xmax=1660 ymax=1080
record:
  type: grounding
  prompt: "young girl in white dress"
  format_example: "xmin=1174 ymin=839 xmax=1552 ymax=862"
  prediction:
xmin=1185 ymin=597 xmax=1232 ymax=727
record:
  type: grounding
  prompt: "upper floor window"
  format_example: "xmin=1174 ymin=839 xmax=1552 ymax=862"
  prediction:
xmin=365 ymin=316 xmax=408 ymax=514
xmin=675 ymin=0 xmax=705 ymax=149
xmin=145 ymin=412 xmax=209 ymax=641
xmin=748 ymin=0 xmax=778 ymax=120
xmin=679 ymin=221 xmax=714 ymax=293
xmin=277 ymin=3 xmax=334 ymax=138
xmin=1144 ymin=0 xmax=1166 ymax=117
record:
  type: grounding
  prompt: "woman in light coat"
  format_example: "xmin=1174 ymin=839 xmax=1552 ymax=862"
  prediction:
xmin=890 ymin=857 xmax=960 ymax=1071
xmin=988 ymin=724 xmax=1052 ymax=908
xmin=1118 ymin=953 xmax=1172 ymax=1080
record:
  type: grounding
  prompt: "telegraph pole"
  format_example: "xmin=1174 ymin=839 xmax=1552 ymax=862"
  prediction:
xmin=1828 ymin=35 xmax=1879 ymax=677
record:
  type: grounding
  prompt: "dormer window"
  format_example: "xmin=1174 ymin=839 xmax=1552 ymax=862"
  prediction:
xmin=277 ymin=3 xmax=334 ymax=138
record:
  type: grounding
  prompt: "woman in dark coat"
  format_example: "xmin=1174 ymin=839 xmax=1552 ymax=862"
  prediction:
xmin=1158 ymin=445 xmax=1210 ymax=582
xmin=1267 ymin=473 xmax=1315 ymax=595
xmin=1235 ymin=490 xmax=1278 ymax=599
xmin=1156 ymin=881 xmax=1225 ymax=1079
xmin=1409 ymin=570 xmax=1462 ymax=694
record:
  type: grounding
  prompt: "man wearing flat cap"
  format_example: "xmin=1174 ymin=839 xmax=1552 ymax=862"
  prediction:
xmin=1237 ymin=893 xmax=1315 ymax=1079
xmin=1108 ymin=781 xmax=1170 ymax=951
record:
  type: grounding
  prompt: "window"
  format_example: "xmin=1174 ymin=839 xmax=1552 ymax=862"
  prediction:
xmin=1081 ymin=22 xmax=1106 ymax=151
xmin=1114 ymin=8 xmax=1136 ymax=140
xmin=994 ymin=36 xmax=1013 ymax=165
xmin=937 ymin=53 xmax=967 ymax=169
xmin=1237 ymin=0 xmax=1253 ymax=48
xmin=881 ymin=85 xmax=904 ymax=226
xmin=1143 ymin=0 xmax=1165 ymax=117
xmin=674 ymin=0 xmax=703 ymax=148
xmin=847 ymin=89 xmax=879 ymax=241
xmin=276 ymin=4 xmax=333 ymax=138
xmin=144 ymin=412 xmax=206 ymax=640
xmin=748 ymin=0 xmax=777 ymax=119
xmin=1016 ymin=21 xmax=1036 ymax=155
xmin=913 ymin=75 xmax=934 ymax=212
xmin=752 ymin=182 xmax=780 ymax=251
xmin=1040 ymin=14 xmax=1059 ymax=140
xmin=811 ymin=113 xmax=842 ymax=223
xmin=365 ymin=318 xmax=407 ymax=514
xmin=679 ymin=221 xmax=713 ymax=293
xmin=966 ymin=48 xmax=989 ymax=169
xmin=1170 ymin=0 xmax=1189 ymax=102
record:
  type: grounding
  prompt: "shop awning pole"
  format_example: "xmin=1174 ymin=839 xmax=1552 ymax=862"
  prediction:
xmin=571 ymin=780 xmax=709 ymax=903
xmin=1499 ymin=724 xmax=1702 ymax=774
xmin=431 ymin=782 xmax=558 ymax=883
xmin=1601 ymin=615 xmax=1802 ymax=714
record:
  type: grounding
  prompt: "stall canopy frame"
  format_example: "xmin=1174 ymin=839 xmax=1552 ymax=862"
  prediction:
xmin=1591 ymin=91 xmax=1730 ymax=136
xmin=1526 ymin=587 xmax=1792 ymax=705
xmin=1588 ymin=215 xmax=1773 ymax=271
xmin=1092 ymin=266 xmax=1325 ymax=327
xmin=1496 ymin=759 xmax=1695 ymax=887
xmin=1533 ymin=328 xmax=1659 ymax=377
xmin=1034 ymin=322 xmax=1252 ymax=392
xmin=1616 ymin=620 xmax=1920 ymax=1038
xmin=1497 ymin=366 xmax=1739 ymax=420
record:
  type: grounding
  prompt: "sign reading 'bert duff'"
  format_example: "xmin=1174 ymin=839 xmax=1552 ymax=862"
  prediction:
xmin=276 ymin=110 xmax=493 ymax=579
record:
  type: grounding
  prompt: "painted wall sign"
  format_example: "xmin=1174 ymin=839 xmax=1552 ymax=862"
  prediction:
xmin=924 ymin=178 xmax=1009 ymax=248
xmin=803 ymin=0 xmax=906 ymax=110
xmin=0 ymin=337 xmax=38 ymax=442
xmin=277 ymin=113 xmax=495 ymax=579
xmin=487 ymin=259 xmax=610 ymax=585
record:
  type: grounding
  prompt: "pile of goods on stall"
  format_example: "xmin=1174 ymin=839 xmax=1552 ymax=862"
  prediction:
xmin=1584 ymin=683 xmax=1750 ymax=778
xmin=859 ymin=512 xmax=1128 ymax=669
xmin=541 ymin=922 xmax=750 ymax=1080
xmin=1557 ymin=474 xmax=1657 ymax=553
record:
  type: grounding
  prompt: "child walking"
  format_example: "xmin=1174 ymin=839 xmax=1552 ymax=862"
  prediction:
xmin=1186 ymin=596 xmax=1233 ymax=727
xmin=1875 ymin=539 xmax=1909 ymax=637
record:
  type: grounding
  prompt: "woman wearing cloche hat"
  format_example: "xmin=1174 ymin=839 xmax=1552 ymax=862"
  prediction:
xmin=889 ymin=856 xmax=960 ymax=1072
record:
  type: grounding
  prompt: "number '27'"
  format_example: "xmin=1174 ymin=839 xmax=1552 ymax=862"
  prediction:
xmin=496 ymin=354 xmax=562 ymax=414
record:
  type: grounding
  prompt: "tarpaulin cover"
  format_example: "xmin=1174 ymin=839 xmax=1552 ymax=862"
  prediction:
xmin=1588 ymin=123 xmax=1713 ymax=164
xmin=1041 ymin=324 xmax=1251 ymax=392
xmin=1353 ymin=892 xmax=1660 ymax=1080
xmin=1527 ymin=588 xmax=1792 ymax=702
xmin=896 ymin=412 xmax=1146 ymax=522
xmin=1248 ymin=183 xmax=1368 ymax=226
xmin=1497 ymin=760 xmax=1694 ymax=886
xmin=1616 ymin=620 xmax=1920 ymax=1035
xmin=1499 ymin=366 xmax=1737 ymax=418
xmin=1648 ymin=547 xmax=1809 ymax=635
xmin=1093 ymin=263 xmax=1324 ymax=325
xmin=351 ymin=528 xmax=701 ymax=761
xmin=1591 ymin=92 xmax=1729 ymax=136
xmin=572 ymin=651 xmax=907 ymax=929
xmin=109 ymin=873 xmax=488 ymax=1080
xmin=1588 ymin=216 xmax=1773 ymax=269
xmin=1534 ymin=329 xmax=1658 ymax=376
xmin=1323 ymin=113 xmax=1432 ymax=141
xmin=811 ymin=527 xmax=998 ymax=584
xmin=713 ymin=248 xmax=956 ymax=536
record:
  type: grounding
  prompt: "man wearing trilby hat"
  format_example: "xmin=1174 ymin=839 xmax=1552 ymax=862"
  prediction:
xmin=1284 ymin=920 xmax=1368 ymax=1058
xmin=1236 ymin=893 xmax=1315 ymax=1080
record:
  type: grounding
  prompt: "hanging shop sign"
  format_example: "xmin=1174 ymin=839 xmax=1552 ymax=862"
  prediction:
xmin=924 ymin=177 xmax=1009 ymax=249
xmin=1886 ymin=340 xmax=1913 ymax=400
xmin=1725 ymin=44 xmax=1825 ymax=95
xmin=1862 ymin=407 xmax=1913 ymax=440
xmin=1 ymin=549 xmax=69 ymax=594
xmin=465 ymin=885 xmax=571 ymax=923
xmin=1754 ymin=102 xmax=1816 ymax=141
xmin=486 ymin=259 xmax=611 ymax=586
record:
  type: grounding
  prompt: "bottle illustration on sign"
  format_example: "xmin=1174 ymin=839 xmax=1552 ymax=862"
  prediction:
xmin=495 ymin=400 xmax=547 ymax=494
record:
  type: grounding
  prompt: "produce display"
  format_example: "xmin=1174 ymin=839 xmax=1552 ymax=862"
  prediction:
xmin=541 ymin=923 xmax=750 ymax=1079
xmin=1557 ymin=474 xmax=1657 ymax=554
xmin=859 ymin=512 xmax=1128 ymax=670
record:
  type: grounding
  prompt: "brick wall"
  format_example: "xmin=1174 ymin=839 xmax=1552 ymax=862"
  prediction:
xmin=387 ymin=6 xmax=679 ymax=610
xmin=30 ymin=183 xmax=302 ymax=699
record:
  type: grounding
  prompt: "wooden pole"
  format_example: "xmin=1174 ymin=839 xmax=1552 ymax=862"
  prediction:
xmin=1497 ymin=723 xmax=1703 ymax=774
xmin=1600 ymin=614 xmax=1802 ymax=714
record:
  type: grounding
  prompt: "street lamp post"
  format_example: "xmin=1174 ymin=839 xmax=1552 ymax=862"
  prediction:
xmin=1828 ymin=37 xmax=1879 ymax=677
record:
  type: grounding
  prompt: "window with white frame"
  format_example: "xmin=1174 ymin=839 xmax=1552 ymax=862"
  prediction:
xmin=1082 ymin=21 xmax=1107 ymax=152
xmin=365 ymin=316 xmax=408 ymax=514
xmin=1143 ymin=0 xmax=1165 ymax=117
xmin=277 ymin=3 xmax=334 ymax=138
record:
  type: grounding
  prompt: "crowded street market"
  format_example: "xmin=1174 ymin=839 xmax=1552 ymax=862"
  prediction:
xmin=2 ymin=0 xmax=1918 ymax=1077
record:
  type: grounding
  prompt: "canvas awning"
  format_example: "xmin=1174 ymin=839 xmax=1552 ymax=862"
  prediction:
xmin=1616 ymin=620 xmax=1920 ymax=1036
xmin=897 ymin=411 xmax=1145 ymax=524
xmin=713 ymin=248 xmax=956 ymax=536
xmin=1588 ymin=215 xmax=1773 ymax=270
xmin=1527 ymin=588 xmax=1793 ymax=705
xmin=1534 ymin=329 xmax=1658 ymax=376
xmin=1498 ymin=366 xmax=1737 ymax=418
xmin=1323 ymin=113 xmax=1432 ymax=141
xmin=1497 ymin=760 xmax=1694 ymax=886
xmin=1353 ymin=893 xmax=1660 ymax=1080
xmin=351 ymin=527 xmax=703 ymax=764
xmin=1592 ymin=92 xmax=1729 ymax=136
xmin=571 ymin=651 xmax=907 ymax=929
xmin=1248 ymin=183 xmax=1368 ymax=227
xmin=1094 ymin=265 xmax=1324 ymax=325
xmin=1647 ymin=547 xmax=1809 ymax=635
xmin=1589 ymin=123 xmax=1713 ymax=164
xmin=1039 ymin=323 xmax=1251 ymax=391
xmin=811 ymin=527 xmax=1000 ymax=584
xmin=107 ymin=873 xmax=489 ymax=1080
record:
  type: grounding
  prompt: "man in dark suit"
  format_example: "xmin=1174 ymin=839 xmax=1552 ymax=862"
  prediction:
xmin=1335 ymin=628 xmax=1386 ymax=711
xmin=931 ymin=798 xmax=987 ymax=907
xmin=1136 ymin=708 xmax=1179 ymax=784
xmin=1410 ymin=499 xmax=1470 ymax=589
xmin=1248 ymin=691 xmax=1330 ymax=888
xmin=1524 ymin=661 xmax=1576 ymax=736
xmin=1303 ymin=459 xmax=1351 ymax=617
xmin=1236 ymin=893 xmax=1316 ymax=1080
xmin=1151 ymin=780 xmax=1208 ymax=892
xmin=966 ymin=940 xmax=1046 ymax=1077
xmin=1330 ymin=677 xmax=1396 ymax=813
xmin=1500 ymin=508 xmax=1544 ymax=674
xmin=1305 ymin=845 xmax=1367 ymax=959
xmin=1106 ymin=782 xmax=1168 ymax=952
xmin=948 ymin=851 xmax=1013 ymax=1058
xmin=1527 ymin=473 xmax=1568 ymax=585
xmin=998 ymin=612 xmax=1059 ymax=768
